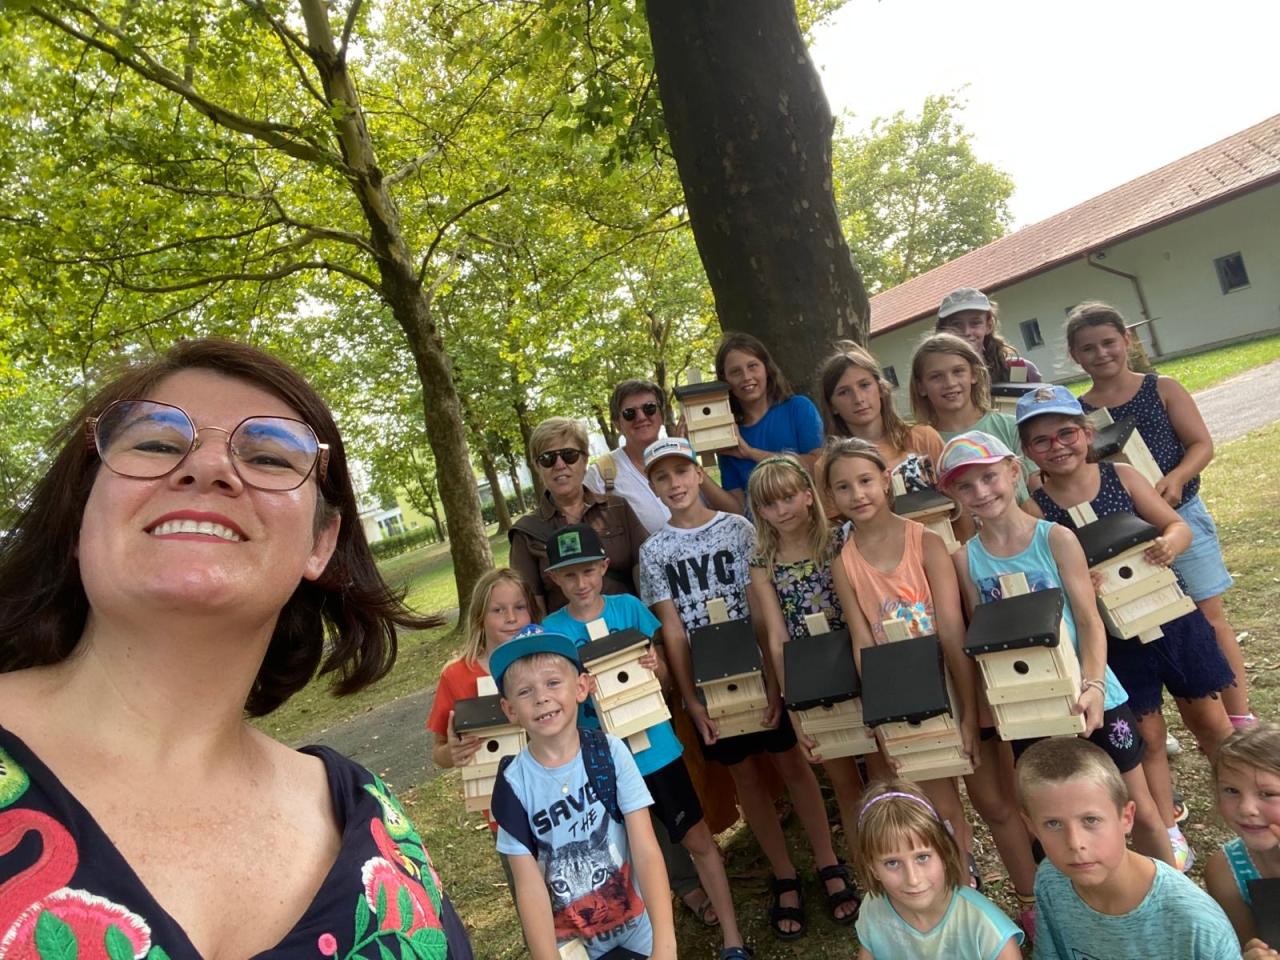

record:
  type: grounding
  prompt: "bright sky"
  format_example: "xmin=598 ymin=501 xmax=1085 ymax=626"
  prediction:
xmin=811 ymin=0 xmax=1280 ymax=228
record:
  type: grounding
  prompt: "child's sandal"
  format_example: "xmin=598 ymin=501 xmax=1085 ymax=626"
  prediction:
xmin=719 ymin=948 xmax=752 ymax=960
xmin=965 ymin=852 xmax=983 ymax=892
xmin=767 ymin=875 xmax=806 ymax=940
xmin=815 ymin=861 xmax=860 ymax=925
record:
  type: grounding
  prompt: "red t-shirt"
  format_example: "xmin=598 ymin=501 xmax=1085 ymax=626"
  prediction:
xmin=426 ymin=658 xmax=491 ymax=736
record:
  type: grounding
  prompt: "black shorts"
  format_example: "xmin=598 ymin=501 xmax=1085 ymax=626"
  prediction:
xmin=697 ymin=709 xmax=799 ymax=767
xmin=1106 ymin=611 xmax=1235 ymax=717
xmin=1012 ymin=702 xmax=1146 ymax=774
xmin=642 ymin=758 xmax=705 ymax=844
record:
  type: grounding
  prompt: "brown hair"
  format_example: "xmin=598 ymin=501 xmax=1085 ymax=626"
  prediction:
xmin=608 ymin=380 xmax=666 ymax=423
xmin=854 ymin=779 xmax=965 ymax=896
xmin=818 ymin=341 xmax=912 ymax=451
xmin=715 ymin=332 xmax=793 ymax=417
xmin=461 ymin=568 xmax=539 ymax=665
xmin=910 ymin=333 xmax=992 ymax=426
xmin=821 ymin=436 xmax=888 ymax=496
xmin=1066 ymin=301 xmax=1129 ymax=352
xmin=935 ymin=296 xmax=1025 ymax=382
xmin=0 ymin=338 xmax=441 ymax=716
xmin=1016 ymin=737 xmax=1129 ymax=813
xmin=1212 ymin=722 xmax=1280 ymax=784
xmin=747 ymin=456 xmax=831 ymax=574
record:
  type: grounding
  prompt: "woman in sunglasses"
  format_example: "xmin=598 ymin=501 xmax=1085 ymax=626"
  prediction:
xmin=509 ymin=416 xmax=649 ymax=617
xmin=583 ymin=379 xmax=672 ymax=535
xmin=0 ymin=339 xmax=473 ymax=959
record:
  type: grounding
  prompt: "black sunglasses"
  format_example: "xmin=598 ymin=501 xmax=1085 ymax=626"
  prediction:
xmin=536 ymin=448 xmax=587 ymax=469
xmin=620 ymin=402 xmax=660 ymax=422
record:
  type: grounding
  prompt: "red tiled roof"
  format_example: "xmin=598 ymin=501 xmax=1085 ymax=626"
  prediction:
xmin=868 ymin=114 xmax=1280 ymax=337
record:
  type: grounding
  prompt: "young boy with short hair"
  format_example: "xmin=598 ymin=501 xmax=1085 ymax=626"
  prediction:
xmin=489 ymin=627 xmax=676 ymax=960
xmin=1016 ymin=737 xmax=1238 ymax=959
xmin=541 ymin=523 xmax=748 ymax=959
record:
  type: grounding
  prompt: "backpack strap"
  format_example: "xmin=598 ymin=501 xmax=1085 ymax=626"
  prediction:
xmin=594 ymin=451 xmax=618 ymax=494
xmin=489 ymin=754 xmax=537 ymax=855
xmin=579 ymin=726 xmax=623 ymax=824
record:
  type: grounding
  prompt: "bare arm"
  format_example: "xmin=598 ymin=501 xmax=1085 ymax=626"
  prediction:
xmin=1021 ymin=494 xmax=1045 ymax=519
xmin=699 ymin=471 xmax=747 ymax=514
xmin=922 ymin=529 xmax=979 ymax=762
xmin=832 ymin=557 xmax=876 ymax=671
xmin=951 ymin=544 xmax=980 ymax=618
xmin=1205 ymin=846 xmax=1257 ymax=945
xmin=748 ymin=565 xmax=789 ymax=724
xmin=1113 ymin=462 xmax=1192 ymax=564
xmin=651 ymin=598 xmax=718 ymax=744
xmin=1156 ymin=375 xmax=1214 ymax=506
xmin=509 ymin=853 xmax=559 ymax=960
xmin=995 ymin=937 xmax=1025 ymax=960
xmin=1048 ymin=525 xmax=1107 ymax=735
xmin=626 ymin=809 xmax=676 ymax=959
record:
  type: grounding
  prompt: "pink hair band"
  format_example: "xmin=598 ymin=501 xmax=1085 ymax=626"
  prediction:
xmin=858 ymin=791 xmax=938 ymax=826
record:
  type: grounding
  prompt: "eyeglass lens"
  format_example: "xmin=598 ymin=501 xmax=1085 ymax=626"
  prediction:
xmin=94 ymin=400 xmax=321 ymax=491
xmin=536 ymin=448 xmax=584 ymax=468
xmin=1029 ymin=426 xmax=1082 ymax=453
xmin=621 ymin=402 xmax=660 ymax=421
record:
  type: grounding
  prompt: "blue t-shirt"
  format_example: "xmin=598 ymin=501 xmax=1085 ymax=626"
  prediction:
xmin=718 ymin=394 xmax=823 ymax=492
xmin=543 ymin=595 xmax=683 ymax=777
xmin=1033 ymin=858 xmax=1239 ymax=959
xmin=854 ymin=886 xmax=1023 ymax=960
xmin=495 ymin=736 xmax=654 ymax=959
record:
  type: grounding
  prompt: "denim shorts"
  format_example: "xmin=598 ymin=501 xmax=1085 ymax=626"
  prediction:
xmin=1171 ymin=495 xmax=1233 ymax=601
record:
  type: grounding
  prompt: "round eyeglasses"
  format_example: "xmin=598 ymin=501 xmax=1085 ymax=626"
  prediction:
xmin=620 ymin=402 xmax=660 ymax=421
xmin=86 ymin=399 xmax=330 ymax=492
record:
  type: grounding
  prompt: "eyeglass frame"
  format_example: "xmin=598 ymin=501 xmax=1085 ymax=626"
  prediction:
xmin=84 ymin=399 xmax=331 ymax=491
xmin=1024 ymin=424 xmax=1085 ymax=455
xmin=535 ymin=447 xmax=588 ymax=469
xmin=620 ymin=401 xmax=661 ymax=422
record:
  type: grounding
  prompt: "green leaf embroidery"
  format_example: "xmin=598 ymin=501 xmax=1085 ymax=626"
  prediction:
xmin=144 ymin=945 xmax=172 ymax=960
xmin=396 ymin=886 xmax=413 ymax=932
xmin=34 ymin=911 xmax=78 ymax=960
xmin=408 ymin=928 xmax=447 ymax=960
xmin=354 ymin=894 xmax=371 ymax=942
xmin=375 ymin=941 xmax=396 ymax=960
xmin=103 ymin=926 xmax=134 ymax=960
xmin=375 ymin=884 xmax=388 ymax=923
xmin=0 ymin=747 xmax=30 ymax=809
xmin=397 ymin=841 xmax=426 ymax=864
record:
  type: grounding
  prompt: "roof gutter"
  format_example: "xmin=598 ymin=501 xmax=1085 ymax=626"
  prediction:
xmin=1084 ymin=253 xmax=1163 ymax=357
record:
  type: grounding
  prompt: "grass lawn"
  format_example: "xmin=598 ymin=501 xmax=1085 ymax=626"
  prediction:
xmin=1064 ymin=332 xmax=1280 ymax=395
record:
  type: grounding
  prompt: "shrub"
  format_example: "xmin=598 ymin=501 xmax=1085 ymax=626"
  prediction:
xmin=370 ymin=525 xmax=438 ymax=560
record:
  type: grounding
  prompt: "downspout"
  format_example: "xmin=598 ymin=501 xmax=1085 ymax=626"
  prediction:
xmin=1084 ymin=252 xmax=1163 ymax=357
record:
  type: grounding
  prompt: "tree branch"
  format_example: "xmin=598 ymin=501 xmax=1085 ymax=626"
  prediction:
xmin=416 ymin=184 xmax=510 ymax=284
xmin=113 ymin=259 xmax=380 ymax=296
xmin=339 ymin=0 xmax=364 ymax=64
xmin=385 ymin=147 xmax=442 ymax=188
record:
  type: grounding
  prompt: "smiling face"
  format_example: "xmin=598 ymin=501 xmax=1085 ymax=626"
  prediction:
xmin=1023 ymin=779 xmax=1135 ymax=889
xmin=535 ymin=434 xmax=588 ymax=502
xmin=755 ymin=484 xmax=814 ymax=537
xmin=828 ymin=365 xmax=882 ymax=433
xmin=940 ymin=309 xmax=993 ymax=353
xmin=915 ymin=352 xmax=977 ymax=417
xmin=1217 ymin=761 xmax=1280 ymax=855
xmin=722 ymin=348 xmax=768 ymax=406
xmin=1069 ymin=323 xmax=1131 ymax=380
xmin=870 ymin=831 xmax=950 ymax=916
xmin=615 ymin=389 xmax=663 ymax=450
xmin=647 ymin=457 xmax=702 ymax=512
xmin=827 ymin=454 xmax=890 ymax=524
xmin=77 ymin=368 xmax=338 ymax=624
xmin=547 ymin=559 xmax=608 ymax=610
xmin=482 ymin=579 xmax=533 ymax=651
xmin=945 ymin=459 xmax=1018 ymax=521
xmin=501 ymin=655 xmax=589 ymax=738
xmin=1022 ymin=414 xmax=1092 ymax=478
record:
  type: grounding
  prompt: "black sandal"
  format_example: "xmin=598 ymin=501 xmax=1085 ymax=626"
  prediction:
xmin=815 ymin=860 xmax=860 ymax=925
xmin=768 ymin=875 xmax=806 ymax=940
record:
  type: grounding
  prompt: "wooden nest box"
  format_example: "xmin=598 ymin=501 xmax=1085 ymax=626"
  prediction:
xmin=1071 ymin=505 xmax=1196 ymax=643
xmin=860 ymin=631 xmax=972 ymax=779
xmin=453 ymin=692 xmax=527 ymax=813
xmin=891 ymin=479 xmax=962 ymax=553
xmin=964 ymin=576 xmax=1086 ymax=741
xmin=990 ymin=377 xmax=1038 ymax=418
xmin=690 ymin=598 xmax=768 ymax=738
xmin=1086 ymin=411 xmax=1163 ymax=487
xmin=783 ymin=613 xmax=877 ymax=759
xmin=580 ymin=624 xmax=670 ymax=752
xmin=673 ymin=381 xmax=737 ymax=456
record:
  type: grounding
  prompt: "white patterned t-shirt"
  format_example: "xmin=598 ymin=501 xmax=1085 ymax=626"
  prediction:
xmin=638 ymin=512 xmax=756 ymax=631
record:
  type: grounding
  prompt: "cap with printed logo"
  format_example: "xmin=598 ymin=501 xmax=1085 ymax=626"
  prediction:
xmin=643 ymin=436 xmax=699 ymax=475
xmin=488 ymin=624 xmax=584 ymax=695
xmin=937 ymin=431 xmax=1016 ymax=487
xmin=1015 ymin=384 xmax=1085 ymax=425
xmin=938 ymin=287 xmax=992 ymax=320
xmin=545 ymin=523 xmax=607 ymax=572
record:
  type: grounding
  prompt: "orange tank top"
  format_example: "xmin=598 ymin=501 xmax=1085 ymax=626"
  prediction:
xmin=840 ymin=519 xmax=936 ymax=644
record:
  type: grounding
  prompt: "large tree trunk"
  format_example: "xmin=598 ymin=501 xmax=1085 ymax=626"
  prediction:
xmin=593 ymin=405 xmax=619 ymax=450
xmin=478 ymin=449 xmax=512 ymax=533
xmin=646 ymin=0 xmax=870 ymax=397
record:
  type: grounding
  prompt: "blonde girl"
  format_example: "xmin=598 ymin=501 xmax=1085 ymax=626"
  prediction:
xmin=853 ymin=780 xmax=1024 ymax=959
xmin=1206 ymin=724 xmax=1280 ymax=954
xmin=746 ymin=455 xmax=863 ymax=925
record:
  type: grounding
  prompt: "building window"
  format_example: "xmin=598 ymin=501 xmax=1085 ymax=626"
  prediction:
xmin=379 ymin=514 xmax=406 ymax=538
xmin=882 ymin=365 xmax=899 ymax=387
xmin=1214 ymin=252 xmax=1250 ymax=294
xmin=1019 ymin=319 xmax=1044 ymax=350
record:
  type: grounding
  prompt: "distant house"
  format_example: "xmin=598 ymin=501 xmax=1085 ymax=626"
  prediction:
xmin=868 ymin=114 xmax=1280 ymax=398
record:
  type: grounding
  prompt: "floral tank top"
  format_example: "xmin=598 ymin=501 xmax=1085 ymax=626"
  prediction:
xmin=750 ymin=526 xmax=847 ymax=640
xmin=0 ymin=726 xmax=473 ymax=960
xmin=839 ymin=520 xmax=936 ymax=645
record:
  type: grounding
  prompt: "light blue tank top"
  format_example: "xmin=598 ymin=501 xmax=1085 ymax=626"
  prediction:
xmin=965 ymin=520 xmax=1127 ymax=709
xmin=1223 ymin=836 xmax=1260 ymax=903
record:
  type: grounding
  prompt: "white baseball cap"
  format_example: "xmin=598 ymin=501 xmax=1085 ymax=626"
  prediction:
xmin=643 ymin=436 xmax=698 ymax=474
xmin=938 ymin=287 xmax=992 ymax=320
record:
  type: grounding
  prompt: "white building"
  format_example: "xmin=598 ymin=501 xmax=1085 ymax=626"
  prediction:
xmin=868 ymin=114 xmax=1280 ymax=400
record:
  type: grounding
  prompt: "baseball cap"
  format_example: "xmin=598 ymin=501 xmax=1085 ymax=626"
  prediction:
xmin=643 ymin=436 xmax=698 ymax=474
xmin=1015 ymin=384 xmax=1085 ymax=425
xmin=938 ymin=287 xmax=992 ymax=320
xmin=937 ymin=431 xmax=1015 ymax=487
xmin=545 ymin=523 xmax=606 ymax=572
xmin=488 ymin=624 xmax=583 ymax=696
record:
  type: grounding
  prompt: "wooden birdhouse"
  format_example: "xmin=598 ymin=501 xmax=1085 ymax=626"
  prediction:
xmin=1070 ymin=504 xmax=1196 ymax=643
xmin=690 ymin=598 xmax=768 ymax=738
xmin=1086 ymin=410 xmax=1163 ymax=487
xmin=580 ymin=622 xmax=670 ymax=753
xmin=673 ymin=381 xmax=738 ymax=456
xmin=860 ymin=630 xmax=973 ymax=780
xmin=558 ymin=940 xmax=589 ymax=960
xmin=453 ymin=693 xmax=527 ymax=813
xmin=783 ymin=613 xmax=877 ymax=758
xmin=990 ymin=380 xmax=1038 ymax=418
xmin=964 ymin=575 xmax=1086 ymax=741
xmin=891 ymin=478 xmax=962 ymax=553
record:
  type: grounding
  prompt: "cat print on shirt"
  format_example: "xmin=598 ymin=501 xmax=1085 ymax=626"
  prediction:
xmin=535 ymin=813 xmax=646 ymax=948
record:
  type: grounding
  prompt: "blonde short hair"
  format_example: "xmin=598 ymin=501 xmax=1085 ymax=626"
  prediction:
xmin=1016 ymin=737 xmax=1129 ymax=813
xmin=854 ymin=780 xmax=965 ymax=896
xmin=1213 ymin=722 xmax=1280 ymax=783
xmin=747 ymin=455 xmax=831 ymax=574
xmin=529 ymin=417 xmax=588 ymax=459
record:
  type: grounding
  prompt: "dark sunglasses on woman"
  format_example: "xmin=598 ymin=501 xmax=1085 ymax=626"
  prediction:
xmin=620 ymin=402 xmax=660 ymax=421
xmin=535 ymin=447 xmax=587 ymax=468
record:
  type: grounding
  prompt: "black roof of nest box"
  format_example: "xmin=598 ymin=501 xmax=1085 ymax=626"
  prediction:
xmin=965 ymin=588 xmax=1065 ymax=657
xmin=1073 ymin=511 xmax=1159 ymax=567
xmin=991 ymin=382 xmax=1039 ymax=399
xmin=580 ymin=628 xmax=649 ymax=667
xmin=673 ymin=381 xmax=730 ymax=401
xmin=892 ymin=486 xmax=954 ymax=518
xmin=1089 ymin=417 xmax=1139 ymax=459
xmin=860 ymin=634 xmax=951 ymax=725
xmin=452 ymin=694 xmax=509 ymax=733
xmin=784 ymin=629 xmax=861 ymax=710
xmin=690 ymin=618 xmax=762 ymax=683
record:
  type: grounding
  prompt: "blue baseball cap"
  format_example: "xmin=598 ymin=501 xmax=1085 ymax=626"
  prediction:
xmin=488 ymin=624 xmax=583 ymax=695
xmin=1015 ymin=384 xmax=1084 ymax=425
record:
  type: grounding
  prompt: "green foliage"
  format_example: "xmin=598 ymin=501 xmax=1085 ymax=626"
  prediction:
xmin=370 ymin=527 xmax=439 ymax=562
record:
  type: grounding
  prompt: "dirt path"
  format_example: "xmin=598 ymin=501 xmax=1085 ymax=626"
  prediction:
xmin=304 ymin=361 xmax=1280 ymax=788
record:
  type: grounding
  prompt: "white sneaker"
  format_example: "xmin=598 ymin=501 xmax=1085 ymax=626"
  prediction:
xmin=1165 ymin=732 xmax=1182 ymax=756
xmin=1170 ymin=829 xmax=1195 ymax=873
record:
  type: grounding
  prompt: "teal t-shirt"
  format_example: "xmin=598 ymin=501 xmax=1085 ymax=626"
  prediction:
xmin=1033 ymin=858 xmax=1239 ymax=959
xmin=542 ymin=594 xmax=683 ymax=777
xmin=854 ymin=886 xmax=1023 ymax=960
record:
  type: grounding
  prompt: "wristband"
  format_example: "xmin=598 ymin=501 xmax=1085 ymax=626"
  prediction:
xmin=1080 ymin=678 xmax=1106 ymax=697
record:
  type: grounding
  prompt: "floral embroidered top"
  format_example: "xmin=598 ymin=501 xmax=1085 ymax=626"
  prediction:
xmin=0 ymin=726 xmax=473 ymax=960
xmin=749 ymin=526 xmax=847 ymax=641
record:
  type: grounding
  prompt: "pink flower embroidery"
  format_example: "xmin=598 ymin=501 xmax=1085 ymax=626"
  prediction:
xmin=360 ymin=859 xmax=440 ymax=935
xmin=370 ymin=819 xmax=417 ymax=879
xmin=0 ymin=889 xmax=152 ymax=959
xmin=316 ymin=932 xmax=338 ymax=956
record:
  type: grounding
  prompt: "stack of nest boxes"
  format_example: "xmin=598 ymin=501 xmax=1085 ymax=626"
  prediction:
xmin=783 ymin=612 xmax=877 ymax=759
xmin=579 ymin=620 xmax=670 ymax=753
xmin=690 ymin=598 xmax=768 ymax=739
xmin=1086 ymin=410 xmax=1163 ymax=487
xmin=673 ymin=377 xmax=737 ymax=459
xmin=891 ymin=475 xmax=961 ymax=553
xmin=989 ymin=364 xmax=1038 ymax=417
xmin=453 ymin=677 xmax=527 ymax=813
xmin=860 ymin=622 xmax=972 ymax=779
xmin=1069 ymin=504 xmax=1195 ymax=643
xmin=964 ymin=574 xmax=1086 ymax=740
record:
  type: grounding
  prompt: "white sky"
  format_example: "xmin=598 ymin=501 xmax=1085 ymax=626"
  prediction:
xmin=811 ymin=0 xmax=1280 ymax=228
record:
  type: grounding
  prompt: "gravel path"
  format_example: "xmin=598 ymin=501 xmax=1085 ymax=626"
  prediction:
xmin=305 ymin=360 xmax=1280 ymax=787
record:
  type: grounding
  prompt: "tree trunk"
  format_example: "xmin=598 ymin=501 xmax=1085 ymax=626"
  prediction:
xmin=301 ymin=1 xmax=492 ymax=608
xmin=513 ymin=397 xmax=543 ymax=502
xmin=422 ymin=482 xmax=445 ymax=544
xmin=645 ymin=0 xmax=870 ymax=398
xmin=593 ymin=404 xmax=619 ymax=450
xmin=498 ymin=436 xmax=527 ymax=512
xmin=478 ymin=448 xmax=512 ymax=533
